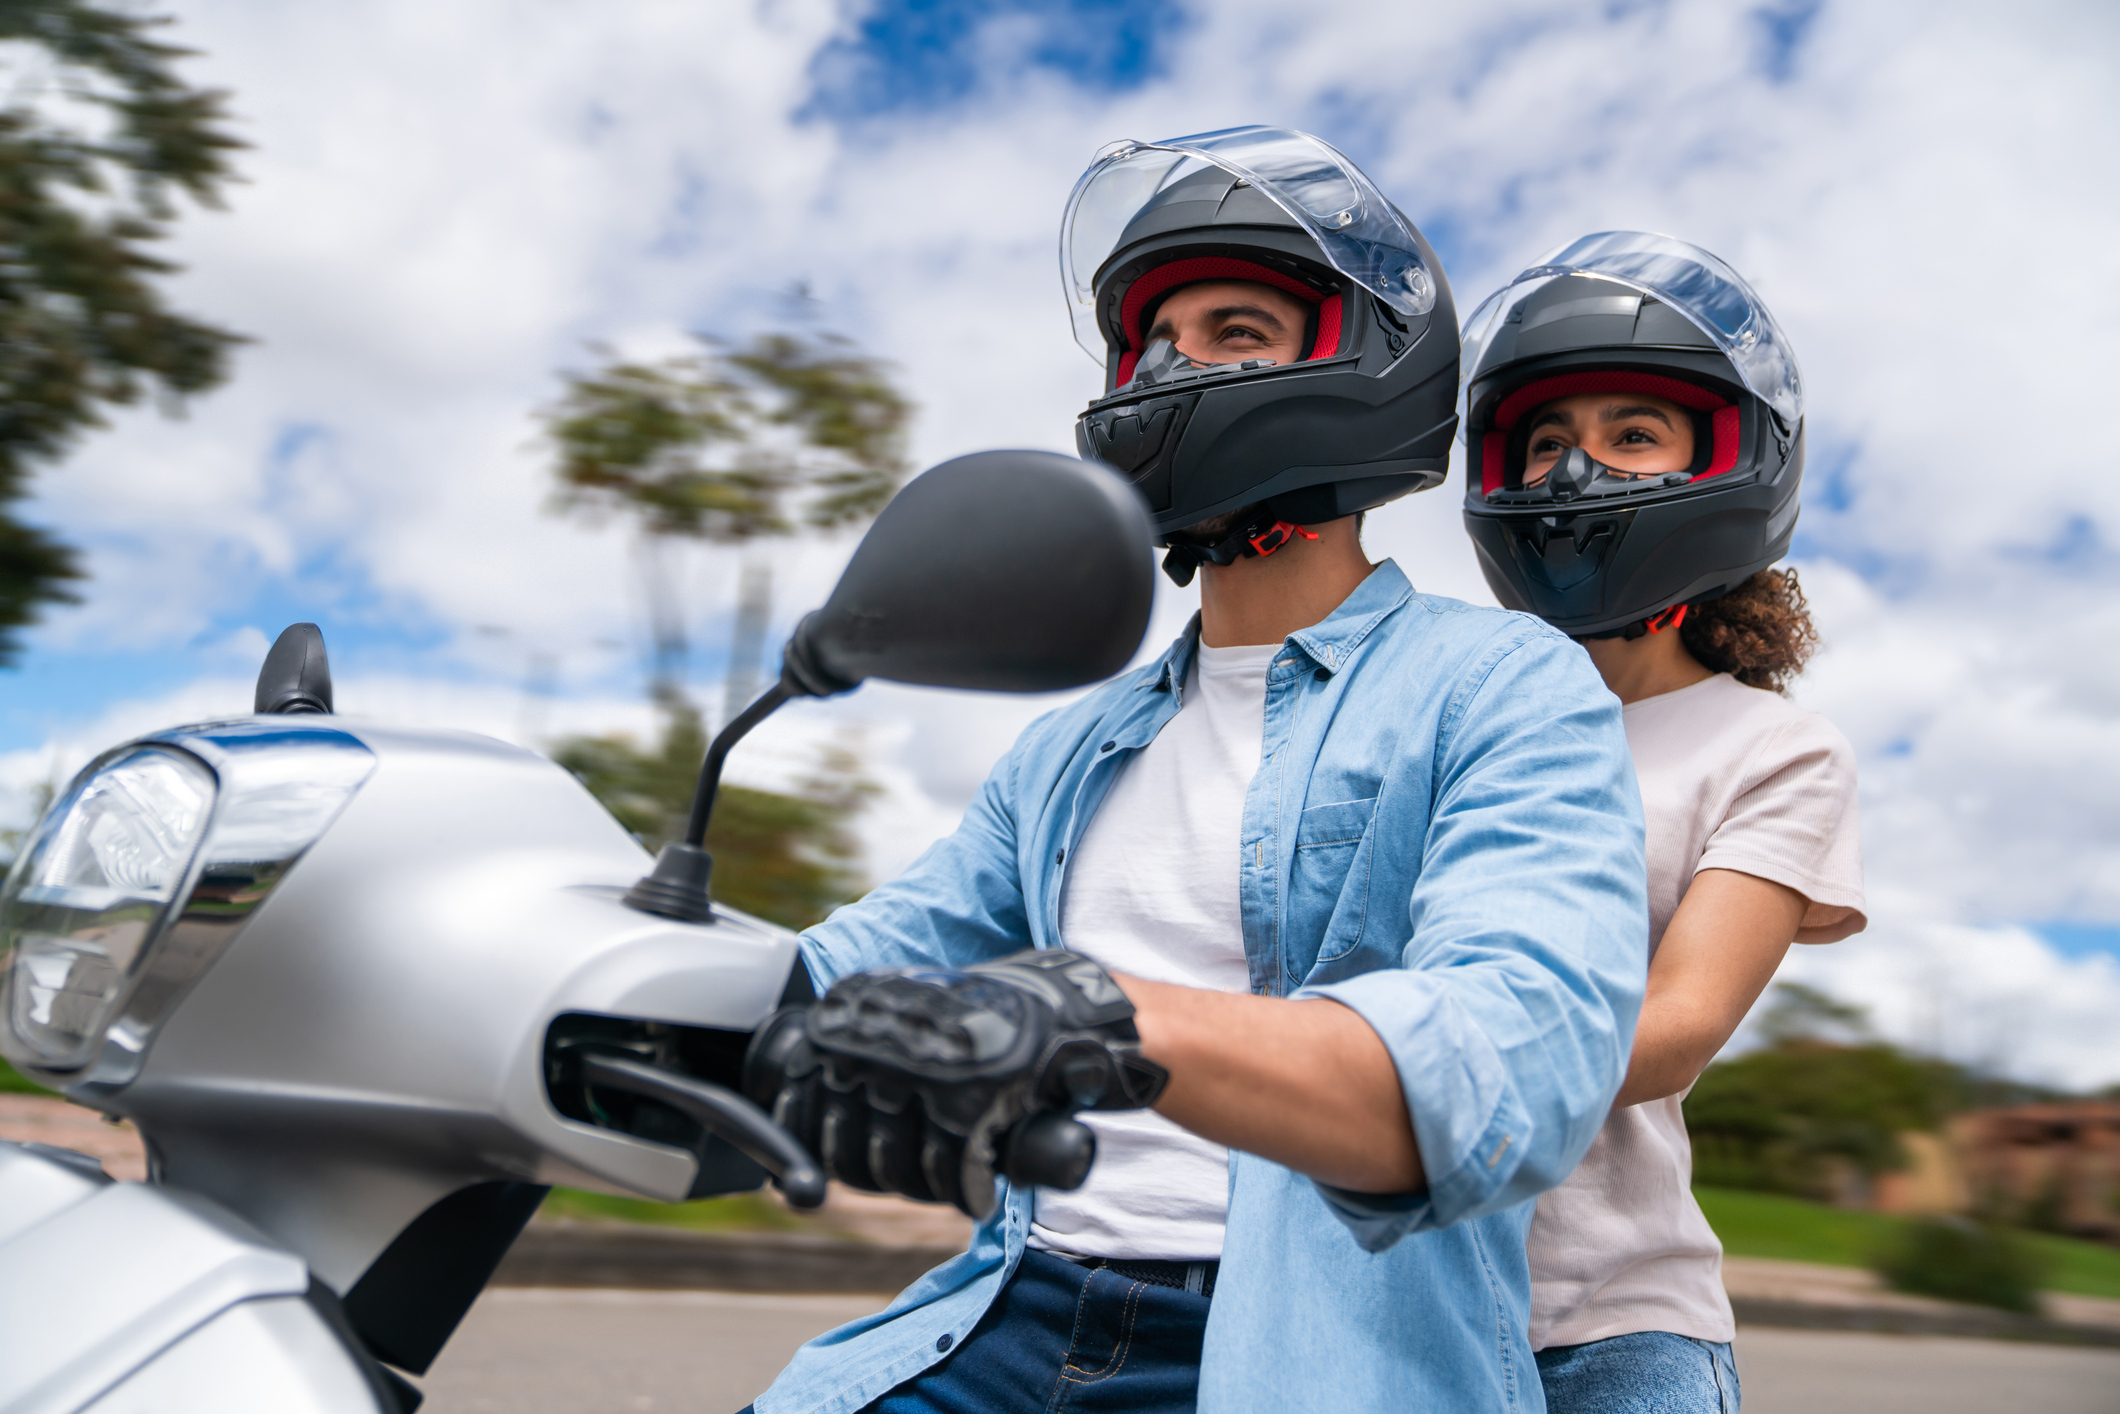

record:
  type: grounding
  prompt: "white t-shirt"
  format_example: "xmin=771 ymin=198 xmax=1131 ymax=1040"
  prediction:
xmin=1528 ymin=672 xmax=1867 ymax=1349
xmin=1028 ymin=640 xmax=1277 ymax=1260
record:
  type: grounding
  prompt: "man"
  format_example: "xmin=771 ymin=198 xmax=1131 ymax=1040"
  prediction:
xmin=744 ymin=127 xmax=1647 ymax=1413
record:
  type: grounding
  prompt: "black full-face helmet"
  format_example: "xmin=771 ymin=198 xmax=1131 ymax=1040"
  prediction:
xmin=1061 ymin=127 xmax=1460 ymax=584
xmin=1459 ymin=231 xmax=1806 ymax=637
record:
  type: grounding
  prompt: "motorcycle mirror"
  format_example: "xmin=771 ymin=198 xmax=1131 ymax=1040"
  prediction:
xmin=779 ymin=449 xmax=1156 ymax=696
xmin=625 ymin=451 xmax=1154 ymax=923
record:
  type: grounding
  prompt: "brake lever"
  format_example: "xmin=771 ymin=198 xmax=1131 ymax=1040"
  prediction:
xmin=580 ymin=1052 xmax=828 ymax=1209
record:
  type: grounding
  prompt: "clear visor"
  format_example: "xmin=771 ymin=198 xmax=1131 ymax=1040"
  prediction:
xmin=1060 ymin=125 xmax=1437 ymax=364
xmin=1459 ymin=231 xmax=1802 ymax=427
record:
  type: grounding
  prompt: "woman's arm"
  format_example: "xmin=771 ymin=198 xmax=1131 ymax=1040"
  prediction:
xmin=1612 ymin=867 xmax=1807 ymax=1107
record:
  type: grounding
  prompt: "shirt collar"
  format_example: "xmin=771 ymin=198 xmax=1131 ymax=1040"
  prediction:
xmin=1139 ymin=560 xmax=1412 ymax=694
xmin=1144 ymin=614 xmax=1203 ymax=704
xmin=1285 ymin=559 xmax=1413 ymax=673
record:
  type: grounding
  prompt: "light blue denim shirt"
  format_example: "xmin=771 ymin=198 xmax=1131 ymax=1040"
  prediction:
xmin=756 ymin=561 xmax=1647 ymax=1414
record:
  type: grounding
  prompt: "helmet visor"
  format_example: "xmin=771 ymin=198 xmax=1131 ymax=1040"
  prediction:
xmin=1060 ymin=126 xmax=1438 ymax=364
xmin=1460 ymin=231 xmax=1802 ymax=427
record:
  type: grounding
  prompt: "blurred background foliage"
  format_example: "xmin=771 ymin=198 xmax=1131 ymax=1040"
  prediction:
xmin=0 ymin=1 xmax=245 ymax=662
xmin=1685 ymin=982 xmax=2072 ymax=1202
xmin=1686 ymin=1039 xmax=1952 ymax=1195
xmin=550 ymin=698 xmax=873 ymax=931
xmin=541 ymin=328 xmax=911 ymax=725
xmin=1680 ymin=980 xmax=2120 ymax=1311
xmin=1873 ymin=1214 xmax=2052 ymax=1314
xmin=538 ymin=323 xmax=908 ymax=930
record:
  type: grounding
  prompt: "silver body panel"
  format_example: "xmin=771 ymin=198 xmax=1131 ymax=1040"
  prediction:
xmin=79 ymin=1299 xmax=380 ymax=1414
xmin=0 ymin=1141 xmax=377 ymax=1414
xmin=11 ymin=718 xmax=803 ymax=1290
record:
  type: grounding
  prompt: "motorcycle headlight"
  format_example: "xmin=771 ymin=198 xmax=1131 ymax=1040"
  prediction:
xmin=2 ymin=747 xmax=217 ymax=1069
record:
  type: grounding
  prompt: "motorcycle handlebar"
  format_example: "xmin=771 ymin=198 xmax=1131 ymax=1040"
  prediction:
xmin=579 ymin=1052 xmax=828 ymax=1209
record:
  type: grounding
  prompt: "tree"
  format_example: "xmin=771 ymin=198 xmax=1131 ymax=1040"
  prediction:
xmin=1686 ymin=983 xmax=1963 ymax=1200
xmin=538 ymin=326 xmax=910 ymax=927
xmin=1685 ymin=1038 xmax=1952 ymax=1198
xmin=540 ymin=330 xmax=911 ymax=722
xmin=551 ymin=701 xmax=873 ymax=930
xmin=0 ymin=2 xmax=245 ymax=662
xmin=1754 ymin=979 xmax=1874 ymax=1046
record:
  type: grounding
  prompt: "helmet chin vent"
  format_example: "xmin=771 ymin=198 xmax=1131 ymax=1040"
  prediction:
xmin=1082 ymin=397 xmax=1184 ymax=475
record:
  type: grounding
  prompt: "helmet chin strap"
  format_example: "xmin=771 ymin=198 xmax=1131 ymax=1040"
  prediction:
xmin=1160 ymin=513 xmax=1319 ymax=588
xmin=1580 ymin=602 xmax=1689 ymax=643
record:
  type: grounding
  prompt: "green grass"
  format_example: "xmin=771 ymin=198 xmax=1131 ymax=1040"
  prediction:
xmin=536 ymin=1186 xmax=808 ymax=1234
xmin=2026 ymin=1231 xmax=2120 ymax=1303
xmin=0 ymin=1057 xmax=46 ymax=1094
xmin=1694 ymin=1186 xmax=1906 ymax=1267
xmin=1695 ymin=1186 xmax=2120 ymax=1301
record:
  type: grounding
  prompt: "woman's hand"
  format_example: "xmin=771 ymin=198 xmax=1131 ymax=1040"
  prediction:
xmin=1613 ymin=868 xmax=1808 ymax=1108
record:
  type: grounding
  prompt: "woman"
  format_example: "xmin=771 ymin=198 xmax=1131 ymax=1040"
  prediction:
xmin=1458 ymin=232 xmax=1867 ymax=1413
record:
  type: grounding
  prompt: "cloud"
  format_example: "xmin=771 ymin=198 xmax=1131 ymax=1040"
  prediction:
xmin=5 ymin=0 xmax=2117 ymax=1085
xmin=1770 ymin=888 xmax=2120 ymax=1091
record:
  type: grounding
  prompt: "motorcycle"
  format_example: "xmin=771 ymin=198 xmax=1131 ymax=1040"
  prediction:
xmin=0 ymin=451 xmax=1154 ymax=1413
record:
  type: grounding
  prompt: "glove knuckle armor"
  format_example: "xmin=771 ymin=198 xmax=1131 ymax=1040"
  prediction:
xmin=757 ymin=950 xmax=1169 ymax=1217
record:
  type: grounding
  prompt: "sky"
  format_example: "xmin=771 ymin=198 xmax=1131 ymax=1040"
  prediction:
xmin=3 ymin=0 xmax=2118 ymax=1088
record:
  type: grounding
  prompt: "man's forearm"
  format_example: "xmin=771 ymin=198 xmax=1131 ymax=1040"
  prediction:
xmin=1114 ymin=975 xmax=1423 ymax=1194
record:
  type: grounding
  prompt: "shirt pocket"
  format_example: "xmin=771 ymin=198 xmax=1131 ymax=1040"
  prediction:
xmin=1288 ymin=795 xmax=1379 ymax=973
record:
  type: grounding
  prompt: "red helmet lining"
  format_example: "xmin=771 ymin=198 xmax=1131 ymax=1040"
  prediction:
xmin=1480 ymin=372 xmax=1740 ymax=495
xmin=1112 ymin=256 xmax=1342 ymax=385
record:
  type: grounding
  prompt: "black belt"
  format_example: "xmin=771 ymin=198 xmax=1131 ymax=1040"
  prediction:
xmin=1084 ymin=1257 xmax=1218 ymax=1298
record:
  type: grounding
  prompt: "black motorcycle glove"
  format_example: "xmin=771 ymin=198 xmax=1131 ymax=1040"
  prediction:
xmin=742 ymin=949 xmax=1169 ymax=1220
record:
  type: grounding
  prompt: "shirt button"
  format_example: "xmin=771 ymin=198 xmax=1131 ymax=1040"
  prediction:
xmin=1055 ymin=849 xmax=1066 ymax=865
xmin=1315 ymin=667 xmax=1331 ymax=681
xmin=936 ymin=1334 xmax=955 ymax=1352
xmin=1099 ymin=740 xmax=1115 ymax=752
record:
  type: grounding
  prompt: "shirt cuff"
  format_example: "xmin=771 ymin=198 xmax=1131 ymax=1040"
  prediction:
xmin=1692 ymin=850 xmax=1868 ymax=935
xmin=1296 ymin=971 xmax=1534 ymax=1250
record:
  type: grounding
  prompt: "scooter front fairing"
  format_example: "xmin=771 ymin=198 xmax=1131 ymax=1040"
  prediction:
xmin=1 ymin=715 xmax=814 ymax=1410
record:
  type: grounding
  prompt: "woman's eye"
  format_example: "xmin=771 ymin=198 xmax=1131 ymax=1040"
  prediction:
xmin=1616 ymin=427 xmax=1657 ymax=446
xmin=1530 ymin=436 xmax=1565 ymax=455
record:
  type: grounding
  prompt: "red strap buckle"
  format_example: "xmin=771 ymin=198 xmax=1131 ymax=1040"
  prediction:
xmin=1248 ymin=521 xmax=1320 ymax=558
xmin=1644 ymin=604 xmax=1688 ymax=635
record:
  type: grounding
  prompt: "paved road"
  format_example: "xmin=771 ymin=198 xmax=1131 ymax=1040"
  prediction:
xmin=1735 ymin=1326 xmax=2120 ymax=1414
xmin=419 ymin=1288 xmax=2120 ymax=1414
xmin=419 ymin=1289 xmax=882 ymax=1414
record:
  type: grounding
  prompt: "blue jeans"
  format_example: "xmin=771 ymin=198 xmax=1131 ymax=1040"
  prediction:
xmin=740 ymin=1249 xmax=1210 ymax=1414
xmin=1536 ymin=1331 xmax=1740 ymax=1414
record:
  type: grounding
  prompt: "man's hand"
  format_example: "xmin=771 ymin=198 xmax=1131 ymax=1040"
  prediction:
xmin=743 ymin=950 xmax=1168 ymax=1219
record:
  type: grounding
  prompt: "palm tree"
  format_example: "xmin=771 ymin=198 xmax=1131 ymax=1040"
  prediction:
xmin=540 ymin=331 xmax=911 ymax=723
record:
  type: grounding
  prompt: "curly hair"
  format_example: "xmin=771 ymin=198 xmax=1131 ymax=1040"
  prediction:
xmin=1679 ymin=567 xmax=1820 ymax=694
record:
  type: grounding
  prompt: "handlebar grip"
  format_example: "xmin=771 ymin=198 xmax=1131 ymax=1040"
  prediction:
xmin=1001 ymin=1112 xmax=1097 ymax=1191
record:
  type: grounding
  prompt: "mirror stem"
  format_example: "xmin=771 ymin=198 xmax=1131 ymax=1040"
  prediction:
xmin=622 ymin=681 xmax=794 ymax=923
xmin=684 ymin=682 xmax=791 ymax=847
